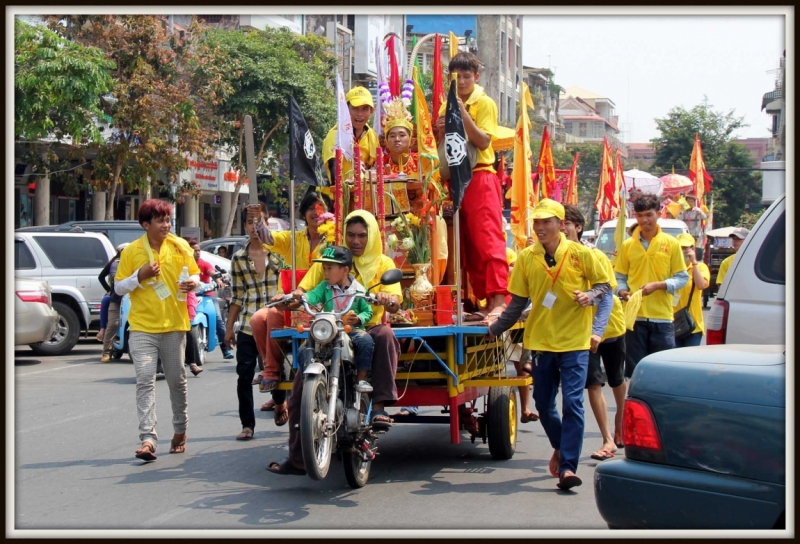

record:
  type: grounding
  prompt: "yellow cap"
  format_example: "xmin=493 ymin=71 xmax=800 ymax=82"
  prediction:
xmin=531 ymin=198 xmax=565 ymax=220
xmin=676 ymin=233 xmax=696 ymax=247
xmin=346 ymin=86 xmax=375 ymax=108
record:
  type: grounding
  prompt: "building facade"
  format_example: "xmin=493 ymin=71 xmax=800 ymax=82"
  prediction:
xmin=559 ymin=86 xmax=626 ymax=157
xmin=760 ymin=51 xmax=785 ymax=205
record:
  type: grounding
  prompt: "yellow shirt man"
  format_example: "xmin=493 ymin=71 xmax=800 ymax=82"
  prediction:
xmin=614 ymin=226 xmax=688 ymax=321
xmin=716 ymin=254 xmax=735 ymax=286
xmin=508 ymin=233 xmax=610 ymax=352
xmin=267 ymin=230 xmax=326 ymax=270
xmin=115 ymin=235 xmax=200 ymax=334
xmin=322 ymin=124 xmax=380 ymax=184
xmin=438 ymin=84 xmax=498 ymax=173
xmin=299 ymin=255 xmax=402 ymax=327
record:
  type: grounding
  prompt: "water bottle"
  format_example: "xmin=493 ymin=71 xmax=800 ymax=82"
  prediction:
xmin=177 ymin=266 xmax=189 ymax=301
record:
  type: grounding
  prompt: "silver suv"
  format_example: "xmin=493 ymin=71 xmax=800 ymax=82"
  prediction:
xmin=14 ymin=232 xmax=116 ymax=355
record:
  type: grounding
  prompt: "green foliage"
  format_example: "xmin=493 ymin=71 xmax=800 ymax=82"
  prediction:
xmin=200 ymin=27 xmax=337 ymax=203
xmin=650 ymin=98 xmax=761 ymax=226
xmin=14 ymin=18 xmax=115 ymax=168
xmin=737 ymin=207 xmax=766 ymax=230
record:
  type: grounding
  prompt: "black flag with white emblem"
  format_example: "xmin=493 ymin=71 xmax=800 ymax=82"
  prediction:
xmin=444 ymin=80 xmax=473 ymax=210
xmin=289 ymin=95 xmax=327 ymax=187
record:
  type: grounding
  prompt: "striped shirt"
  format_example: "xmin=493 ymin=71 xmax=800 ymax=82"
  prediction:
xmin=230 ymin=241 xmax=280 ymax=335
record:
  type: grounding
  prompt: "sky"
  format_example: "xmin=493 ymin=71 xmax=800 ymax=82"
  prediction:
xmin=523 ymin=15 xmax=785 ymax=143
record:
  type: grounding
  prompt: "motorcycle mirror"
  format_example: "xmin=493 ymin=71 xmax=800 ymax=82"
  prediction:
xmin=379 ymin=268 xmax=403 ymax=286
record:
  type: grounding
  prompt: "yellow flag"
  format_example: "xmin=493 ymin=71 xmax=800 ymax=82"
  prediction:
xmin=449 ymin=31 xmax=459 ymax=59
xmin=412 ymin=66 xmax=438 ymax=182
xmin=510 ymin=81 xmax=535 ymax=252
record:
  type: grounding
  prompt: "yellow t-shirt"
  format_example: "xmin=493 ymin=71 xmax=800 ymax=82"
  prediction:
xmin=592 ymin=248 xmax=626 ymax=341
xmin=115 ymin=236 xmax=201 ymax=334
xmin=716 ymin=254 xmax=735 ymax=285
xmin=614 ymin=227 xmax=687 ymax=321
xmin=267 ymin=230 xmax=325 ymax=270
xmin=298 ymin=255 xmax=403 ymax=327
xmin=676 ymin=262 xmax=710 ymax=335
xmin=509 ymin=234 xmax=610 ymax=352
xmin=438 ymin=85 xmax=498 ymax=173
xmin=322 ymin=124 xmax=380 ymax=184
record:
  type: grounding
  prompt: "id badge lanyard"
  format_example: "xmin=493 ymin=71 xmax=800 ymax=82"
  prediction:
xmin=141 ymin=233 xmax=171 ymax=300
xmin=540 ymin=252 xmax=567 ymax=310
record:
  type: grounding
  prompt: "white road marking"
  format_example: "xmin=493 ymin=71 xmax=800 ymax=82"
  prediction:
xmin=16 ymin=361 xmax=100 ymax=376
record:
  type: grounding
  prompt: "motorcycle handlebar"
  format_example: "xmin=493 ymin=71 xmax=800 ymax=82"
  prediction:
xmin=266 ymin=293 xmax=378 ymax=317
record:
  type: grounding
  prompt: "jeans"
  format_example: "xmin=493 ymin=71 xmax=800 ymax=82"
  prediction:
xmin=235 ymin=332 xmax=286 ymax=431
xmin=100 ymin=294 xmax=111 ymax=329
xmin=675 ymin=332 xmax=703 ymax=348
xmin=532 ymin=350 xmax=589 ymax=476
xmin=349 ymin=330 xmax=374 ymax=372
xmin=101 ymin=302 xmax=121 ymax=356
xmin=625 ymin=321 xmax=676 ymax=378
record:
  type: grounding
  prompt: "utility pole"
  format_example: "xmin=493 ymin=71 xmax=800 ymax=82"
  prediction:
xmin=168 ymin=14 xmax=177 ymax=234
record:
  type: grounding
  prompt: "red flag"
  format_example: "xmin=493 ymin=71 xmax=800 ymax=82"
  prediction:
xmin=432 ymin=34 xmax=444 ymax=126
xmin=537 ymin=126 xmax=556 ymax=199
xmin=565 ymin=152 xmax=580 ymax=205
xmin=387 ymin=35 xmax=400 ymax=97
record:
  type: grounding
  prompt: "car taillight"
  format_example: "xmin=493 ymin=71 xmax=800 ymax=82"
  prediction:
xmin=17 ymin=291 xmax=49 ymax=304
xmin=622 ymin=399 xmax=662 ymax=451
xmin=705 ymin=298 xmax=729 ymax=345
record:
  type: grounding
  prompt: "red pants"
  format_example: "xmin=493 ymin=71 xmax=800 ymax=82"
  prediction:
xmin=459 ymin=170 xmax=509 ymax=300
xmin=249 ymin=307 xmax=284 ymax=381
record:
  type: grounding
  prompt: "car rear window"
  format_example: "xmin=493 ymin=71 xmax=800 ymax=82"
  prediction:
xmin=755 ymin=210 xmax=785 ymax=284
xmin=15 ymin=240 xmax=36 ymax=270
xmin=33 ymin=236 xmax=108 ymax=269
xmin=107 ymin=229 xmax=144 ymax=246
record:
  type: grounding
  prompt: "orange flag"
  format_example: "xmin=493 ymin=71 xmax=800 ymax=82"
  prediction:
xmin=565 ymin=152 xmax=580 ymax=205
xmin=412 ymin=66 xmax=438 ymax=183
xmin=688 ymin=133 xmax=714 ymax=203
xmin=537 ymin=126 xmax=556 ymax=199
xmin=595 ymin=137 xmax=615 ymax=221
xmin=510 ymin=81 xmax=535 ymax=251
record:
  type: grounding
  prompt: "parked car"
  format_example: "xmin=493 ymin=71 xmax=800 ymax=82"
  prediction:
xmin=17 ymin=220 xmax=145 ymax=247
xmin=15 ymin=278 xmax=59 ymax=346
xmin=706 ymin=194 xmax=785 ymax=345
xmin=595 ymin=218 xmax=689 ymax=260
xmin=594 ymin=344 xmax=785 ymax=529
xmin=14 ymin=232 xmax=116 ymax=355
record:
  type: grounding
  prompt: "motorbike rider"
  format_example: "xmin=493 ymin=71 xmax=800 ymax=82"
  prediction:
xmin=190 ymin=241 xmax=234 ymax=360
xmin=267 ymin=210 xmax=402 ymax=476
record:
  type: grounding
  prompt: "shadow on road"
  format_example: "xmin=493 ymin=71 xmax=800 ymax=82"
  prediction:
xmin=14 ymin=359 xmax=42 ymax=366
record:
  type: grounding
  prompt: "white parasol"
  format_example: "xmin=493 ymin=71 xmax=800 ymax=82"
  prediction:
xmin=623 ymin=169 xmax=663 ymax=195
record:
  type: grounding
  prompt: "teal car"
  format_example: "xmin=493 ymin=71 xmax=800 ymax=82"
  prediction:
xmin=594 ymin=345 xmax=785 ymax=529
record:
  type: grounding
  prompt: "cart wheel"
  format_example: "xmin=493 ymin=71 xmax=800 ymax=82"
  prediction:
xmin=487 ymin=386 xmax=517 ymax=460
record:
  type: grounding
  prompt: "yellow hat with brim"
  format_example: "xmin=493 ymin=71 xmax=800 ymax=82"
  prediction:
xmin=676 ymin=233 xmax=696 ymax=247
xmin=531 ymin=198 xmax=565 ymax=220
xmin=346 ymin=86 xmax=375 ymax=108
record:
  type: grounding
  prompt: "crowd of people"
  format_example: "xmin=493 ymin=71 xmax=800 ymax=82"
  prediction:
xmin=108 ymin=50 xmax=752 ymax=492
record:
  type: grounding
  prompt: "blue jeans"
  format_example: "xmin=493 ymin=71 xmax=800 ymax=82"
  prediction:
xmin=349 ymin=330 xmax=374 ymax=372
xmin=532 ymin=350 xmax=589 ymax=477
xmin=675 ymin=332 xmax=703 ymax=348
xmin=625 ymin=321 xmax=676 ymax=378
xmin=100 ymin=294 xmax=111 ymax=329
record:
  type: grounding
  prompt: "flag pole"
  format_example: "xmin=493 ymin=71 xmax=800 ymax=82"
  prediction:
xmin=287 ymin=98 xmax=297 ymax=290
xmin=455 ymin=208 xmax=462 ymax=327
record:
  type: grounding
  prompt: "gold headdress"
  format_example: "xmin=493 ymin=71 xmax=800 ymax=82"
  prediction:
xmin=383 ymin=97 xmax=414 ymax=135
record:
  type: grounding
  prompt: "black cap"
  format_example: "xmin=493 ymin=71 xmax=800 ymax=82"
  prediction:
xmin=312 ymin=245 xmax=353 ymax=268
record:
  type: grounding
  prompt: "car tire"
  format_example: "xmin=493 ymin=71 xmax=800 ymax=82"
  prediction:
xmin=29 ymin=301 xmax=80 ymax=356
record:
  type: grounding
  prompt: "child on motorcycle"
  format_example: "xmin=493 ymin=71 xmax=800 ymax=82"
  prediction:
xmin=301 ymin=245 xmax=374 ymax=385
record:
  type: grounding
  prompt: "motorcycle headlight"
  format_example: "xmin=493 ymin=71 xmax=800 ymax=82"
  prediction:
xmin=310 ymin=317 xmax=337 ymax=345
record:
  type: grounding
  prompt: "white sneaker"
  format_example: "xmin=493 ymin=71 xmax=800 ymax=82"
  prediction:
xmin=355 ymin=380 xmax=373 ymax=393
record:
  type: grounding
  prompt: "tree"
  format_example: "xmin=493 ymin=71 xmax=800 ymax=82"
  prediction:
xmin=199 ymin=27 xmax=337 ymax=235
xmin=46 ymin=15 xmax=235 ymax=219
xmin=650 ymin=98 xmax=761 ymax=226
xmin=15 ymin=18 xmax=115 ymax=224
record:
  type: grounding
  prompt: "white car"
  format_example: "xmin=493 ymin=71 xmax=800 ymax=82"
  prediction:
xmin=706 ymin=194 xmax=785 ymax=345
xmin=595 ymin=218 xmax=689 ymax=260
xmin=15 ymin=278 xmax=59 ymax=346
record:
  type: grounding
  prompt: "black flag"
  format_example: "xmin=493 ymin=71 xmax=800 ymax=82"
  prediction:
xmin=289 ymin=95 xmax=327 ymax=187
xmin=444 ymin=79 xmax=473 ymax=210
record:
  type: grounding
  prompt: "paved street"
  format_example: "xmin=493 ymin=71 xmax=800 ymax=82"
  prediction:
xmin=13 ymin=319 xmax=708 ymax=531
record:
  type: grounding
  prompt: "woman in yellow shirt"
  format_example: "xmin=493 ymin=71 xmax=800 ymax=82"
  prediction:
xmin=674 ymin=233 xmax=710 ymax=347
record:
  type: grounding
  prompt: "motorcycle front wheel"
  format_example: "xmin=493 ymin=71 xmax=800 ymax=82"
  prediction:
xmin=300 ymin=374 xmax=334 ymax=481
xmin=342 ymin=393 xmax=371 ymax=489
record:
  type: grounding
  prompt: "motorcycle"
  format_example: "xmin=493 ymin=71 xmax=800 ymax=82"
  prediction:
xmin=191 ymin=266 xmax=231 ymax=365
xmin=266 ymin=268 xmax=403 ymax=489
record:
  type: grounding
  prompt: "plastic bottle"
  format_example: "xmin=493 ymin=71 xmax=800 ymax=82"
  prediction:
xmin=177 ymin=266 xmax=189 ymax=301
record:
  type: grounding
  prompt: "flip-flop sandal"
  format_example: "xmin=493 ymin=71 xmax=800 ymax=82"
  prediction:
xmin=274 ymin=403 xmax=289 ymax=427
xmin=557 ymin=474 xmax=583 ymax=490
xmin=259 ymin=378 xmax=279 ymax=393
xmin=520 ymin=412 xmax=539 ymax=423
xmin=394 ymin=409 xmax=417 ymax=417
xmin=371 ymin=410 xmax=393 ymax=430
xmin=169 ymin=433 xmax=187 ymax=454
xmin=260 ymin=399 xmax=276 ymax=412
xmin=135 ymin=442 xmax=157 ymax=461
xmin=236 ymin=427 xmax=254 ymax=441
xmin=590 ymin=450 xmax=615 ymax=461
xmin=267 ymin=457 xmax=307 ymax=476
xmin=614 ymin=432 xmax=624 ymax=448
